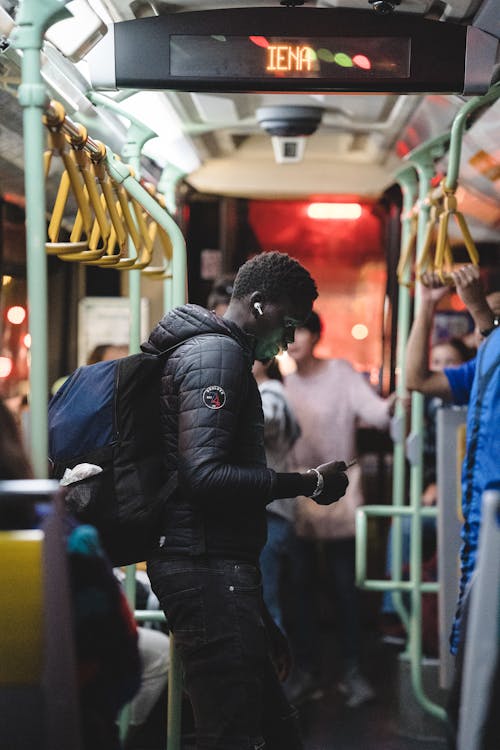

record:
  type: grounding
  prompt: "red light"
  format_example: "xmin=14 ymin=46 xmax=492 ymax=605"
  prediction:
xmin=431 ymin=172 xmax=445 ymax=187
xmin=396 ymin=140 xmax=410 ymax=158
xmin=0 ymin=357 xmax=12 ymax=378
xmin=7 ymin=305 xmax=26 ymax=325
xmin=249 ymin=36 xmax=269 ymax=49
xmin=353 ymin=54 xmax=371 ymax=70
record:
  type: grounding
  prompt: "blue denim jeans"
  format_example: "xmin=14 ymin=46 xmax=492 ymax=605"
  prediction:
xmin=147 ymin=556 xmax=302 ymax=750
xmin=259 ymin=514 xmax=294 ymax=633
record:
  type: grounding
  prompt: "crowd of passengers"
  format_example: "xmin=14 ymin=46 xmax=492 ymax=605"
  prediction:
xmin=1 ymin=252 xmax=499 ymax=749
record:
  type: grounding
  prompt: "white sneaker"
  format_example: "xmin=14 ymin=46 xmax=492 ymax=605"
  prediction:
xmin=338 ymin=666 xmax=375 ymax=708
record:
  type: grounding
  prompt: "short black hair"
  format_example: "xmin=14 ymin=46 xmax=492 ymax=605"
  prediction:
xmin=232 ymin=252 xmax=317 ymax=311
xmin=298 ymin=310 xmax=323 ymax=335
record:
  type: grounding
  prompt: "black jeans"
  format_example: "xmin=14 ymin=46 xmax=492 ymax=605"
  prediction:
xmin=147 ymin=556 xmax=302 ymax=750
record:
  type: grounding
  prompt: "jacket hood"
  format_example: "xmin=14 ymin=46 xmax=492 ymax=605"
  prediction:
xmin=142 ymin=304 xmax=255 ymax=361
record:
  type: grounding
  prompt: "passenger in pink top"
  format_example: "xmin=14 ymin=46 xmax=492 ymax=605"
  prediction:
xmin=284 ymin=311 xmax=394 ymax=708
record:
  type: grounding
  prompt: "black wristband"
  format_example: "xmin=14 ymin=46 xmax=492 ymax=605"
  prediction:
xmin=480 ymin=315 xmax=499 ymax=338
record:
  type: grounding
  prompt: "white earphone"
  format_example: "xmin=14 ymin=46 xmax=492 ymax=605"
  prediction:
xmin=254 ymin=302 xmax=264 ymax=316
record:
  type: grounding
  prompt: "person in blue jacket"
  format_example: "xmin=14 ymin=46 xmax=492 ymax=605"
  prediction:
xmin=405 ymin=264 xmax=500 ymax=746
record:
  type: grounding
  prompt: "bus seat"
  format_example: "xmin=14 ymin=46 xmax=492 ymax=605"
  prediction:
xmin=0 ymin=530 xmax=44 ymax=684
xmin=0 ymin=530 xmax=46 ymax=748
xmin=0 ymin=487 xmax=83 ymax=750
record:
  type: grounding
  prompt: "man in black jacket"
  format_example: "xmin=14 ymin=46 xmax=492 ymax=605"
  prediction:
xmin=145 ymin=252 xmax=349 ymax=749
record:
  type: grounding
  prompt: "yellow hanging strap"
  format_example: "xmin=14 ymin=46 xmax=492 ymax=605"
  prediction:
xmin=434 ymin=181 xmax=479 ymax=284
xmin=111 ymin=181 xmax=142 ymax=269
xmin=43 ymin=99 xmax=65 ymax=180
xmin=43 ymin=100 xmax=177 ymax=276
xmin=47 ymin=131 xmax=94 ymax=254
xmin=57 ymin=127 xmax=110 ymax=262
xmin=44 ymin=102 xmax=89 ymax=255
xmin=128 ymin=198 xmax=154 ymax=270
xmin=84 ymin=153 xmax=128 ymax=266
xmin=414 ymin=190 xmax=443 ymax=281
xmin=396 ymin=208 xmax=418 ymax=287
xmin=141 ymin=192 xmax=173 ymax=279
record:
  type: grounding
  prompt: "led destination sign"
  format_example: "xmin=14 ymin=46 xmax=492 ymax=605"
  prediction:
xmin=90 ymin=8 xmax=497 ymax=94
xmin=170 ymin=36 xmax=410 ymax=80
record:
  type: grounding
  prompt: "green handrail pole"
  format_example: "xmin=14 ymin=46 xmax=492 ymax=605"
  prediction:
xmin=106 ymin=151 xmax=187 ymax=307
xmin=356 ymin=505 xmax=438 ymax=593
xmin=407 ymin=143 xmax=446 ymax=720
xmin=12 ymin=0 xmax=71 ymax=477
xmin=390 ymin=166 xmax=418 ymax=631
xmin=163 ymin=273 xmax=174 ymax=314
xmin=158 ymin=165 xmax=186 ymax=314
xmin=121 ymin=123 xmax=156 ymax=356
xmin=445 ymin=82 xmax=500 ymax=191
xmin=355 ymin=508 xmax=368 ymax=587
xmin=158 ymin=164 xmax=186 ymax=217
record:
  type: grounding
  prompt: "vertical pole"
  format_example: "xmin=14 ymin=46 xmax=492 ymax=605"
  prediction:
xmin=122 ymin=136 xmax=146 ymax=355
xmin=158 ymin=164 xmax=187 ymax=313
xmin=406 ymin=147 xmax=446 ymax=720
xmin=19 ymin=68 xmax=48 ymax=478
xmin=390 ymin=167 xmax=418 ymax=632
xmin=12 ymin=0 xmax=70 ymax=477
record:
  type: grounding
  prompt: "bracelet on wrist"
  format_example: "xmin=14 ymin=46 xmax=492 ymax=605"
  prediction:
xmin=307 ymin=468 xmax=324 ymax=499
xmin=480 ymin=315 xmax=500 ymax=338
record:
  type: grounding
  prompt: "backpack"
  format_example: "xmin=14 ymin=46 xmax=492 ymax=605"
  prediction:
xmin=48 ymin=346 xmax=180 ymax=566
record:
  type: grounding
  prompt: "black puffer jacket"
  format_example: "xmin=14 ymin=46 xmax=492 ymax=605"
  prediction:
xmin=143 ymin=304 xmax=275 ymax=561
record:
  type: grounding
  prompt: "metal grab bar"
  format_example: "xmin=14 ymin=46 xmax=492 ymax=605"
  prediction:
xmin=356 ymin=505 xmax=439 ymax=593
xmin=44 ymin=98 xmax=106 ymax=160
xmin=391 ymin=165 xmax=418 ymax=634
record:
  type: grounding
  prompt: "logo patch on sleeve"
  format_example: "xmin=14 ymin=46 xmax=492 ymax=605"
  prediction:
xmin=202 ymin=385 xmax=226 ymax=410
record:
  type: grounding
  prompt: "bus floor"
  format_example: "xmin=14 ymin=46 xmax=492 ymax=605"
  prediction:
xmin=129 ymin=629 xmax=447 ymax=749
xmin=297 ymin=629 xmax=447 ymax=750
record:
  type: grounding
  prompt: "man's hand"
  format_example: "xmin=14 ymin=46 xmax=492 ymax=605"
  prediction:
xmin=314 ymin=460 xmax=349 ymax=505
xmin=449 ymin=264 xmax=493 ymax=329
xmin=420 ymin=272 xmax=450 ymax=305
